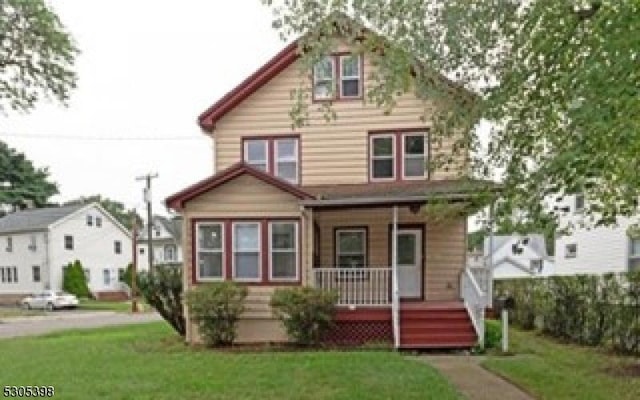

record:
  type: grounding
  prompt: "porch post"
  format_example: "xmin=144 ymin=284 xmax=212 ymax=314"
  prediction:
xmin=392 ymin=205 xmax=400 ymax=348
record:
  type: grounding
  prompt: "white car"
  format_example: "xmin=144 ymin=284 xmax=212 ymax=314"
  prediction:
xmin=21 ymin=290 xmax=79 ymax=311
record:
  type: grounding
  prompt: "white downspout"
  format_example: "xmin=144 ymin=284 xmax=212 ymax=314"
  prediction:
xmin=392 ymin=205 xmax=400 ymax=348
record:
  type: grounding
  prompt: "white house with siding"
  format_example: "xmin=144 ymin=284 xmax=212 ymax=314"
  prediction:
xmin=482 ymin=234 xmax=555 ymax=280
xmin=0 ymin=203 xmax=132 ymax=303
xmin=136 ymin=215 xmax=183 ymax=269
xmin=554 ymin=194 xmax=640 ymax=275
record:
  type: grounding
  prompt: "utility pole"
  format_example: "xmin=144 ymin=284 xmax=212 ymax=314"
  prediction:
xmin=130 ymin=210 xmax=139 ymax=313
xmin=136 ymin=173 xmax=158 ymax=274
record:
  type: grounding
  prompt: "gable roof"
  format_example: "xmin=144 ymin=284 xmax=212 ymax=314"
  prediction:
xmin=139 ymin=215 xmax=183 ymax=241
xmin=165 ymin=162 xmax=314 ymax=211
xmin=484 ymin=234 xmax=549 ymax=260
xmin=0 ymin=204 xmax=85 ymax=234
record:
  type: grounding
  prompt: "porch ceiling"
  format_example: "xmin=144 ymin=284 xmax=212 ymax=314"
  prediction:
xmin=300 ymin=179 xmax=498 ymax=207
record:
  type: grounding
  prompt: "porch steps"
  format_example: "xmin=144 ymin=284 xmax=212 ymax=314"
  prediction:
xmin=399 ymin=302 xmax=477 ymax=349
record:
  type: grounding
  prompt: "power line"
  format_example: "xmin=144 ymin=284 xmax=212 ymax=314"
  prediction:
xmin=0 ymin=132 xmax=203 ymax=141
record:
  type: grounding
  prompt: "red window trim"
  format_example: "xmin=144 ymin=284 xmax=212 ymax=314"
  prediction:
xmin=312 ymin=53 xmax=364 ymax=103
xmin=368 ymin=129 xmax=431 ymax=182
xmin=241 ymin=135 xmax=301 ymax=185
xmin=191 ymin=217 xmax=302 ymax=286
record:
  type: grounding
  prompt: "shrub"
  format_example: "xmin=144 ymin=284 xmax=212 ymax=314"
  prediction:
xmin=137 ymin=265 xmax=185 ymax=336
xmin=270 ymin=287 xmax=338 ymax=346
xmin=186 ymin=282 xmax=247 ymax=347
xmin=62 ymin=260 xmax=90 ymax=298
xmin=484 ymin=319 xmax=502 ymax=349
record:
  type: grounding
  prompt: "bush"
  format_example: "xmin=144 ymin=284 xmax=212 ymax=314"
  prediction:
xmin=137 ymin=265 xmax=185 ymax=336
xmin=186 ymin=282 xmax=247 ymax=347
xmin=270 ymin=287 xmax=338 ymax=346
xmin=62 ymin=260 xmax=90 ymax=298
xmin=485 ymin=319 xmax=502 ymax=349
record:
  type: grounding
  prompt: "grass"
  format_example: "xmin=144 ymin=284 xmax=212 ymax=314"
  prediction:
xmin=0 ymin=322 xmax=461 ymax=400
xmin=77 ymin=299 xmax=148 ymax=313
xmin=483 ymin=327 xmax=640 ymax=400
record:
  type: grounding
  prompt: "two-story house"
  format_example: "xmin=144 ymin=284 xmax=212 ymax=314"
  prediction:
xmin=166 ymin=28 xmax=491 ymax=348
xmin=0 ymin=203 xmax=132 ymax=304
xmin=137 ymin=215 xmax=183 ymax=269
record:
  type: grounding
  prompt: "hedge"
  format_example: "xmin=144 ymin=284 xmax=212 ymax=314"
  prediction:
xmin=494 ymin=271 xmax=640 ymax=355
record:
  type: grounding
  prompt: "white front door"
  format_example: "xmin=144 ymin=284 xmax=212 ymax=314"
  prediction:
xmin=395 ymin=229 xmax=423 ymax=299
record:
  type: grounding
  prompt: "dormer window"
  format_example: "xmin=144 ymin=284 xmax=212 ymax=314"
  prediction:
xmin=243 ymin=137 xmax=300 ymax=184
xmin=313 ymin=54 xmax=362 ymax=101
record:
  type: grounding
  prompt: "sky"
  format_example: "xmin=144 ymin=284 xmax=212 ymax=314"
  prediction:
xmin=1 ymin=0 xmax=285 ymax=216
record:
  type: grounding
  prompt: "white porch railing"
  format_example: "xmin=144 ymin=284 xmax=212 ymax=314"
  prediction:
xmin=313 ymin=268 xmax=392 ymax=306
xmin=460 ymin=267 xmax=488 ymax=347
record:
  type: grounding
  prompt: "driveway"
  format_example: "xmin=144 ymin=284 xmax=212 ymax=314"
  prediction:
xmin=0 ymin=310 xmax=161 ymax=339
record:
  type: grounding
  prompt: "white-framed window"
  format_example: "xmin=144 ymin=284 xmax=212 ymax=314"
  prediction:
xmin=274 ymin=138 xmax=299 ymax=184
xmin=530 ymin=259 xmax=543 ymax=273
xmin=335 ymin=229 xmax=367 ymax=268
xmin=164 ymin=244 xmax=176 ymax=261
xmin=402 ymin=133 xmax=427 ymax=179
xmin=64 ymin=235 xmax=73 ymax=250
xmin=565 ymin=243 xmax=577 ymax=258
xmin=196 ymin=222 xmax=224 ymax=281
xmin=0 ymin=267 xmax=4 ymax=283
xmin=32 ymin=266 xmax=41 ymax=282
xmin=370 ymin=135 xmax=395 ymax=180
xmin=84 ymin=268 xmax=90 ymax=283
xmin=575 ymin=194 xmax=585 ymax=212
xmin=87 ymin=215 xmax=93 ymax=226
xmin=6 ymin=236 xmax=12 ymax=252
xmin=233 ymin=222 xmax=261 ymax=281
xmin=29 ymin=235 xmax=37 ymax=251
xmin=103 ymin=269 xmax=111 ymax=286
xmin=114 ymin=241 xmax=122 ymax=255
xmin=244 ymin=139 xmax=268 ymax=172
xmin=7 ymin=266 xmax=13 ymax=283
xmin=13 ymin=267 xmax=17 ymax=283
xmin=269 ymin=222 xmax=298 ymax=281
xmin=629 ymin=237 xmax=640 ymax=272
xmin=118 ymin=268 xmax=125 ymax=281
xmin=96 ymin=216 xmax=102 ymax=227
xmin=339 ymin=55 xmax=361 ymax=98
xmin=313 ymin=56 xmax=335 ymax=100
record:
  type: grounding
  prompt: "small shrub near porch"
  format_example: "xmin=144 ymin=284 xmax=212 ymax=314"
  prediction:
xmin=186 ymin=282 xmax=247 ymax=347
xmin=270 ymin=287 xmax=338 ymax=346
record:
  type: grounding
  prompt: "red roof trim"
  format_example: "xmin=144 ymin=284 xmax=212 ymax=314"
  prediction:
xmin=165 ymin=162 xmax=314 ymax=211
xmin=198 ymin=41 xmax=300 ymax=131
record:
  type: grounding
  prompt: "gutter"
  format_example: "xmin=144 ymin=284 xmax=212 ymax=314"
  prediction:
xmin=299 ymin=192 xmax=483 ymax=207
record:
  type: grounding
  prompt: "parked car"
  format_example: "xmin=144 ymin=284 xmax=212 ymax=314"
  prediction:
xmin=21 ymin=291 xmax=79 ymax=311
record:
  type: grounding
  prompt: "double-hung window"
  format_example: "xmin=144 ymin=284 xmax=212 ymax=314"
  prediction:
xmin=197 ymin=223 xmax=224 ymax=280
xmin=370 ymin=131 xmax=427 ymax=181
xmin=243 ymin=137 xmax=299 ymax=184
xmin=335 ymin=229 xmax=367 ymax=268
xmin=32 ymin=266 xmax=41 ymax=282
xmin=87 ymin=215 xmax=93 ymax=226
xmin=313 ymin=56 xmax=335 ymax=100
xmin=270 ymin=222 xmax=298 ymax=280
xmin=403 ymin=133 xmax=427 ymax=178
xmin=370 ymin=135 xmax=395 ymax=180
xmin=629 ymin=237 xmax=640 ymax=272
xmin=103 ymin=269 xmax=111 ymax=286
xmin=340 ymin=55 xmax=361 ymax=98
xmin=233 ymin=223 xmax=261 ymax=280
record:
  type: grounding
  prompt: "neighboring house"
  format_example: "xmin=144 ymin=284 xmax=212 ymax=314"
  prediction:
xmin=554 ymin=193 xmax=640 ymax=275
xmin=137 ymin=215 xmax=183 ymax=269
xmin=166 ymin=20 xmax=492 ymax=348
xmin=483 ymin=234 xmax=555 ymax=280
xmin=0 ymin=203 xmax=132 ymax=303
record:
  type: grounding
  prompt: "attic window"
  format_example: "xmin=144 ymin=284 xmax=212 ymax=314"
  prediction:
xmin=96 ymin=216 xmax=102 ymax=227
xmin=87 ymin=215 xmax=93 ymax=226
xmin=313 ymin=56 xmax=335 ymax=100
xmin=339 ymin=55 xmax=361 ymax=98
xmin=313 ymin=54 xmax=362 ymax=101
xmin=565 ymin=243 xmax=577 ymax=258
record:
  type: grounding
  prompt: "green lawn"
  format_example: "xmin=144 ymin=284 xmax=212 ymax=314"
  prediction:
xmin=483 ymin=328 xmax=640 ymax=400
xmin=77 ymin=299 xmax=148 ymax=313
xmin=0 ymin=323 xmax=461 ymax=400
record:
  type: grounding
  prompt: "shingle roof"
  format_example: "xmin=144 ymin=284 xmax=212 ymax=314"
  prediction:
xmin=0 ymin=204 xmax=86 ymax=234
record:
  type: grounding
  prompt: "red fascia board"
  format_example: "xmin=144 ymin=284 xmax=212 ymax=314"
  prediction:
xmin=197 ymin=41 xmax=301 ymax=131
xmin=165 ymin=162 xmax=314 ymax=211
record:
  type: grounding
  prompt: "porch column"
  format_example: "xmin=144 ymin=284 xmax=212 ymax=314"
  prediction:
xmin=302 ymin=206 xmax=313 ymax=286
xmin=391 ymin=205 xmax=400 ymax=348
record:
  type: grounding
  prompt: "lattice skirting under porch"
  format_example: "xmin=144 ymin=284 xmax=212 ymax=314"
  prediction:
xmin=322 ymin=319 xmax=393 ymax=346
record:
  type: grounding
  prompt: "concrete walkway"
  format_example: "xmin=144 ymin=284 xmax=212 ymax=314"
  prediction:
xmin=418 ymin=355 xmax=534 ymax=400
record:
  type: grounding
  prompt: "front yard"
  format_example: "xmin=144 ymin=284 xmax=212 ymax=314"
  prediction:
xmin=0 ymin=322 xmax=461 ymax=400
xmin=483 ymin=327 xmax=640 ymax=400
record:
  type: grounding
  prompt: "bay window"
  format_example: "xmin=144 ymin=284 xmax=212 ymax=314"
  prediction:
xmin=233 ymin=222 xmax=261 ymax=280
xmin=270 ymin=222 xmax=298 ymax=280
xmin=197 ymin=223 xmax=224 ymax=280
xmin=335 ymin=229 xmax=367 ymax=268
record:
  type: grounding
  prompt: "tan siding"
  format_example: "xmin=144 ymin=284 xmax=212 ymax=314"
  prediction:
xmin=312 ymin=208 xmax=466 ymax=302
xmin=212 ymin=52 xmax=466 ymax=183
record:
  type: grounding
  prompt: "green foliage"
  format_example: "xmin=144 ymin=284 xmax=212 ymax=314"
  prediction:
xmin=265 ymin=1 xmax=640 ymax=230
xmin=0 ymin=141 xmax=59 ymax=210
xmin=485 ymin=319 xmax=502 ymax=350
xmin=62 ymin=260 xmax=89 ymax=298
xmin=186 ymin=282 xmax=247 ymax=347
xmin=270 ymin=287 xmax=338 ymax=346
xmin=63 ymin=195 xmax=142 ymax=230
xmin=137 ymin=266 xmax=185 ymax=336
xmin=0 ymin=0 xmax=78 ymax=112
xmin=495 ymin=271 xmax=640 ymax=354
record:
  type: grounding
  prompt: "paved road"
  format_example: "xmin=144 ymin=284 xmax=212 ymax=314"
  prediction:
xmin=0 ymin=311 xmax=161 ymax=339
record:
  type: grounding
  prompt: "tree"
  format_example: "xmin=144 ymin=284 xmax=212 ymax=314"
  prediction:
xmin=62 ymin=260 xmax=90 ymax=298
xmin=264 ymin=1 xmax=640 ymax=230
xmin=0 ymin=140 xmax=58 ymax=210
xmin=63 ymin=195 xmax=142 ymax=230
xmin=0 ymin=0 xmax=78 ymax=112
xmin=137 ymin=266 xmax=185 ymax=336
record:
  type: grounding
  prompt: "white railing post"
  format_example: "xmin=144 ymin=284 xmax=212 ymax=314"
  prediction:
xmin=460 ymin=267 xmax=486 ymax=348
xmin=391 ymin=205 xmax=400 ymax=349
